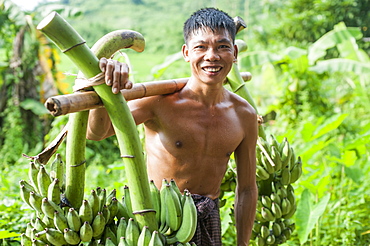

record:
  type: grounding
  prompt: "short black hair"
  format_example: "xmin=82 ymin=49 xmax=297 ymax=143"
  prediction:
xmin=183 ymin=8 xmax=236 ymax=44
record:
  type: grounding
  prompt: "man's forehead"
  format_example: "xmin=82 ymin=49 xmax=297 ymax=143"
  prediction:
xmin=189 ymin=27 xmax=233 ymax=42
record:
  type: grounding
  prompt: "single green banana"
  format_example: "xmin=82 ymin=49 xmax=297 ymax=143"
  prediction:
xmin=256 ymin=165 xmax=270 ymax=181
xmin=272 ymin=222 xmax=281 ymax=237
xmin=49 ymin=153 xmax=65 ymax=192
xmin=254 ymin=209 xmax=267 ymax=223
xmin=29 ymin=191 xmax=43 ymax=214
xmin=34 ymin=217 xmax=47 ymax=231
xmin=26 ymin=223 xmax=33 ymax=238
xmin=118 ymin=236 xmax=129 ymax=246
xmin=28 ymin=162 xmax=39 ymax=193
xmin=107 ymin=197 xmax=119 ymax=224
xmin=53 ymin=210 xmax=68 ymax=231
xmin=42 ymin=197 xmax=63 ymax=219
xmin=117 ymin=197 xmax=130 ymax=220
xmin=106 ymin=189 xmax=117 ymax=205
xmin=270 ymin=145 xmax=282 ymax=171
xmin=67 ymin=207 xmax=82 ymax=232
xmin=92 ymin=211 xmax=106 ymax=238
xmin=103 ymin=226 xmax=117 ymax=245
xmin=88 ymin=189 xmax=101 ymax=219
xmin=261 ymin=207 xmax=275 ymax=221
xmin=252 ymin=221 xmax=262 ymax=233
xmin=149 ymin=231 xmax=163 ymax=246
xmin=37 ymin=165 xmax=51 ymax=197
xmin=271 ymin=202 xmax=282 ymax=219
xmin=108 ymin=222 xmax=118 ymax=237
xmin=80 ymin=221 xmax=93 ymax=242
xmin=261 ymin=196 xmax=272 ymax=209
xmin=269 ymin=134 xmax=280 ymax=150
xmin=257 ymin=235 xmax=266 ymax=246
xmin=167 ymin=191 xmax=197 ymax=244
xmin=45 ymin=228 xmax=67 ymax=246
xmin=260 ymin=225 xmax=269 ymax=239
xmin=105 ymin=237 xmax=116 ymax=246
xmin=123 ymin=186 xmax=133 ymax=217
xmin=277 ymin=187 xmax=287 ymax=200
xmin=166 ymin=184 xmax=182 ymax=231
xmin=125 ymin=218 xmax=140 ymax=246
xmin=20 ymin=184 xmax=33 ymax=208
xmin=282 ymin=203 xmax=296 ymax=219
xmin=280 ymin=165 xmax=291 ymax=185
xmin=138 ymin=226 xmax=152 ymax=246
xmin=47 ymin=178 xmax=61 ymax=205
xmin=260 ymin=154 xmax=275 ymax=175
xmin=117 ymin=217 xmax=127 ymax=241
xmin=280 ymin=138 xmax=292 ymax=167
xmin=98 ymin=188 xmax=107 ymax=211
xmin=169 ymin=179 xmax=182 ymax=201
xmin=266 ymin=234 xmax=275 ymax=245
xmin=270 ymin=192 xmax=281 ymax=205
xmin=41 ymin=214 xmax=53 ymax=228
xmin=282 ymin=228 xmax=292 ymax=240
xmin=21 ymin=233 xmax=32 ymax=246
xmin=79 ymin=199 xmax=94 ymax=224
xmin=159 ymin=179 xmax=169 ymax=233
xmin=289 ymin=157 xmax=302 ymax=184
xmin=281 ymin=197 xmax=291 ymax=215
xmin=287 ymin=188 xmax=296 ymax=208
xmin=64 ymin=228 xmax=81 ymax=245
xmin=102 ymin=205 xmax=111 ymax=225
xmin=149 ymin=180 xmax=161 ymax=223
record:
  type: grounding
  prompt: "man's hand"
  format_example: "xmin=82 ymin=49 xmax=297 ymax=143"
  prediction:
xmin=99 ymin=57 xmax=133 ymax=94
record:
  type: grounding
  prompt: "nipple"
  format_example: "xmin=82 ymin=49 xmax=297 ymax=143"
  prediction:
xmin=175 ymin=141 xmax=183 ymax=148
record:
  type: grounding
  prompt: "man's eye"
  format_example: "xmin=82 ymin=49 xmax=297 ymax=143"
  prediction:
xmin=195 ymin=45 xmax=205 ymax=49
xmin=219 ymin=45 xmax=231 ymax=49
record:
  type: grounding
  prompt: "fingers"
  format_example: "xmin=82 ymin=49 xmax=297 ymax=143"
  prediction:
xmin=99 ymin=58 xmax=130 ymax=94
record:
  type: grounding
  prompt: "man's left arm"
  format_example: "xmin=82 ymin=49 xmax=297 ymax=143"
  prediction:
xmin=234 ymin=112 xmax=258 ymax=246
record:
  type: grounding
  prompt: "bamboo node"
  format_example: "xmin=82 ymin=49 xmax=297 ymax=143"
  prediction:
xmin=62 ymin=40 xmax=86 ymax=53
xmin=70 ymin=160 xmax=86 ymax=167
xmin=132 ymin=209 xmax=156 ymax=215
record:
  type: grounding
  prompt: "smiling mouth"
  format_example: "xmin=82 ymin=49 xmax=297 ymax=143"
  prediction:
xmin=202 ymin=67 xmax=222 ymax=73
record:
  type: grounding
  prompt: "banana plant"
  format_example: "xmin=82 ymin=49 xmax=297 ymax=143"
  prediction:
xmin=37 ymin=12 xmax=157 ymax=231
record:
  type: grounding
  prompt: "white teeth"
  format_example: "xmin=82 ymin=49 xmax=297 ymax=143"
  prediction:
xmin=203 ymin=67 xmax=221 ymax=72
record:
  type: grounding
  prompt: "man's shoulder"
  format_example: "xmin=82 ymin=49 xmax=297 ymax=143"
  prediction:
xmin=226 ymin=90 xmax=256 ymax=115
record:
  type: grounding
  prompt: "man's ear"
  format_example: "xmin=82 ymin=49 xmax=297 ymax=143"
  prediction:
xmin=182 ymin=44 xmax=190 ymax=62
xmin=233 ymin=44 xmax=238 ymax=62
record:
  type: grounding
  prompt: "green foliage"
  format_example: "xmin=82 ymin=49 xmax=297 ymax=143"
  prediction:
xmin=1 ymin=0 xmax=370 ymax=245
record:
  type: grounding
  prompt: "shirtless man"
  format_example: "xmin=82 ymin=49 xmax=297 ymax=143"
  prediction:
xmin=87 ymin=8 xmax=258 ymax=246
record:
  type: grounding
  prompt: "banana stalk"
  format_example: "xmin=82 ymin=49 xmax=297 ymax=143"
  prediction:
xmin=226 ymin=63 xmax=266 ymax=140
xmin=37 ymin=12 xmax=157 ymax=231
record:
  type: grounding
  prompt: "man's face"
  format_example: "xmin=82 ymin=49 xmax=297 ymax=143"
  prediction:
xmin=182 ymin=28 xmax=237 ymax=86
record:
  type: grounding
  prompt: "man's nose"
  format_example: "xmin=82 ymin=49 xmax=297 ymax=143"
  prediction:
xmin=204 ymin=48 xmax=220 ymax=61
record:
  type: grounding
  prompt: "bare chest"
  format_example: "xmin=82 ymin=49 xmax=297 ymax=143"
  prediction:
xmin=148 ymin=103 xmax=244 ymax=158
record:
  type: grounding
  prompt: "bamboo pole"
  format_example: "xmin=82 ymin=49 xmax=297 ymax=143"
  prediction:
xmin=45 ymin=72 xmax=252 ymax=117
xmin=37 ymin=12 xmax=157 ymax=231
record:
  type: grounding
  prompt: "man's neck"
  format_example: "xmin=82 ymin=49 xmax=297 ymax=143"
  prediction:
xmin=183 ymin=77 xmax=226 ymax=106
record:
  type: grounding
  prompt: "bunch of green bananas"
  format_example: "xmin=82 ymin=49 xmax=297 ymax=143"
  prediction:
xmin=150 ymin=179 xmax=198 ymax=245
xmin=252 ymin=181 xmax=296 ymax=245
xmin=256 ymin=135 xmax=302 ymax=183
xmin=219 ymin=134 xmax=302 ymax=246
xmin=19 ymin=154 xmax=199 ymax=246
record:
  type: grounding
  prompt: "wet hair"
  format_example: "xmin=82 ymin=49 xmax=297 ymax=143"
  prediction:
xmin=183 ymin=7 xmax=236 ymax=44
